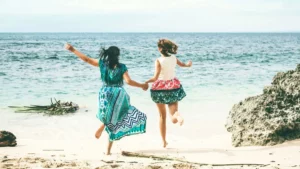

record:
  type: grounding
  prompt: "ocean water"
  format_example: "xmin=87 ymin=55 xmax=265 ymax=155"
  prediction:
xmin=1 ymin=33 xmax=300 ymax=133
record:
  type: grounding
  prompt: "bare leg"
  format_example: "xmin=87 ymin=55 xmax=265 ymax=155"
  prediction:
xmin=168 ymin=102 xmax=184 ymax=126
xmin=175 ymin=111 xmax=184 ymax=126
xmin=106 ymin=141 xmax=113 ymax=155
xmin=95 ymin=122 xmax=105 ymax=139
xmin=168 ymin=102 xmax=178 ymax=124
xmin=156 ymin=103 xmax=168 ymax=148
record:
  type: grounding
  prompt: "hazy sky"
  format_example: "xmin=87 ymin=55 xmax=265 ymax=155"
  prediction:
xmin=0 ymin=0 xmax=299 ymax=32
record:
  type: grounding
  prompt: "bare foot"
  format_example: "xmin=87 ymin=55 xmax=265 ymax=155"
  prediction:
xmin=175 ymin=112 xmax=184 ymax=126
xmin=163 ymin=141 xmax=168 ymax=148
xmin=95 ymin=129 xmax=103 ymax=139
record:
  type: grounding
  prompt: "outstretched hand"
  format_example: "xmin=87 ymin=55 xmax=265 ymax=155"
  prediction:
xmin=142 ymin=83 xmax=149 ymax=91
xmin=186 ymin=61 xmax=192 ymax=67
xmin=65 ymin=43 xmax=75 ymax=52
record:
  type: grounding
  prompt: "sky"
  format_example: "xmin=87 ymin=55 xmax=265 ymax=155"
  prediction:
xmin=0 ymin=0 xmax=300 ymax=32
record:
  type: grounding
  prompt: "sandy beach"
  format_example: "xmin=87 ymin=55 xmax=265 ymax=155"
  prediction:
xmin=1 ymin=135 xmax=300 ymax=168
xmin=1 ymin=107 xmax=300 ymax=169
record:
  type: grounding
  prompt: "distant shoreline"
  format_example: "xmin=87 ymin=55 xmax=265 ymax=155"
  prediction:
xmin=1 ymin=32 xmax=300 ymax=34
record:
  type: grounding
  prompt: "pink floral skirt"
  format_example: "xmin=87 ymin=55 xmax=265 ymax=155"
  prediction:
xmin=150 ymin=78 xmax=186 ymax=104
xmin=151 ymin=78 xmax=181 ymax=90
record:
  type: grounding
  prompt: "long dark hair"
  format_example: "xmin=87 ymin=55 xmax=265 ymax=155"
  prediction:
xmin=99 ymin=46 xmax=120 ymax=69
xmin=157 ymin=39 xmax=178 ymax=56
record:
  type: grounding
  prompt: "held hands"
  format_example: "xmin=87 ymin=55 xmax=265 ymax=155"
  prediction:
xmin=64 ymin=43 xmax=75 ymax=52
xmin=186 ymin=61 xmax=192 ymax=67
xmin=142 ymin=83 xmax=149 ymax=91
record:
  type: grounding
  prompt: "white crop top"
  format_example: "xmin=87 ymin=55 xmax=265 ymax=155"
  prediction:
xmin=157 ymin=55 xmax=177 ymax=80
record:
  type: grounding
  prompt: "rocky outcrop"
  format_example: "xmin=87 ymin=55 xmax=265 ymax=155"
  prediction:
xmin=0 ymin=131 xmax=17 ymax=147
xmin=226 ymin=64 xmax=300 ymax=147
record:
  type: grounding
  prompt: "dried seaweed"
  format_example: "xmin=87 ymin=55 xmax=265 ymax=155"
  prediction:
xmin=9 ymin=98 xmax=79 ymax=115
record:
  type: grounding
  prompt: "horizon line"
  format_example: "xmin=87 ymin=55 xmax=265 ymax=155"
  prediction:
xmin=0 ymin=31 xmax=300 ymax=34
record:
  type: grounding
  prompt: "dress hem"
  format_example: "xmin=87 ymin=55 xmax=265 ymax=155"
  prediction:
xmin=105 ymin=123 xmax=147 ymax=141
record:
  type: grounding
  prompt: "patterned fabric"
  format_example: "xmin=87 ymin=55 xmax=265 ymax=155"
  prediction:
xmin=150 ymin=85 xmax=186 ymax=104
xmin=99 ymin=60 xmax=128 ymax=86
xmin=151 ymin=78 xmax=181 ymax=90
xmin=96 ymin=59 xmax=147 ymax=141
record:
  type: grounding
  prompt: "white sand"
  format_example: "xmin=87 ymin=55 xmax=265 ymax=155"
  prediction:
xmin=1 ymin=107 xmax=300 ymax=168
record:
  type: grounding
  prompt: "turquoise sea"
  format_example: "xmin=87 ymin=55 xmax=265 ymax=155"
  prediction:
xmin=1 ymin=33 xmax=300 ymax=125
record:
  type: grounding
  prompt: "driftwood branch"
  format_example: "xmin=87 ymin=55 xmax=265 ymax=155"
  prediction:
xmin=121 ymin=151 xmax=269 ymax=167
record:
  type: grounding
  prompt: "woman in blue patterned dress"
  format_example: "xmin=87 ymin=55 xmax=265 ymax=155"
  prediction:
xmin=65 ymin=43 xmax=148 ymax=155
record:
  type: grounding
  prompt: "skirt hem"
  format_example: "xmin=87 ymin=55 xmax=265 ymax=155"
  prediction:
xmin=150 ymin=85 xmax=186 ymax=104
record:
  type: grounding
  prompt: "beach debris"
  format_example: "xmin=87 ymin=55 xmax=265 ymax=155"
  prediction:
xmin=121 ymin=151 xmax=269 ymax=167
xmin=115 ymin=161 xmax=125 ymax=163
xmin=0 ymin=131 xmax=17 ymax=147
xmin=42 ymin=149 xmax=64 ymax=151
xmin=9 ymin=98 xmax=79 ymax=115
xmin=147 ymin=165 xmax=163 ymax=169
xmin=101 ymin=160 xmax=114 ymax=164
xmin=0 ymin=154 xmax=280 ymax=169
xmin=122 ymin=151 xmax=185 ymax=163
xmin=226 ymin=64 xmax=300 ymax=147
xmin=110 ymin=164 xmax=120 ymax=168
xmin=172 ymin=163 xmax=196 ymax=169
xmin=0 ymin=156 xmax=90 ymax=169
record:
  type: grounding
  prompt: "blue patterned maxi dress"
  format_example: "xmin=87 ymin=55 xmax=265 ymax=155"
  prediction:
xmin=96 ymin=60 xmax=147 ymax=141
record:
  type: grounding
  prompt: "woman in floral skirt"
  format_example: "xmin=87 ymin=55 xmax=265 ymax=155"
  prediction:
xmin=146 ymin=39 xmax=192 ymax=148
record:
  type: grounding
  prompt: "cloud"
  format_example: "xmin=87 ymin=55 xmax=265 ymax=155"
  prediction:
xmin=1 ymin=0 xmax=298 ymax=16
xmin=0 ymin=0 xmax=211 ymax=14
xmin=0 ymin=0 xmax=299 ymax=32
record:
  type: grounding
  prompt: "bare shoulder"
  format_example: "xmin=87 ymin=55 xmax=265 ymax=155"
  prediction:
xmin=155 ymin=57 xmax=160 ymax=63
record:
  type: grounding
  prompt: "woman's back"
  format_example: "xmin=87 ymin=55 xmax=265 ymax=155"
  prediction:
xmin=158 ymin=55 xmax=176 ymax=80
xmin=99 ymin=60 xmax=127 ymax=86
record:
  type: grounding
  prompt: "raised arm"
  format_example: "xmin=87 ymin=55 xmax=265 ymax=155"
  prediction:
xmin=177 ymin=58 xmax=192 ymax=68
xmin=65 ymin=43 xmax=99 ymax=67
xmin=123 ymin=71 xmax=148 ymax=91
xmin=145 ymin=60 xmax=161 ymax=83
